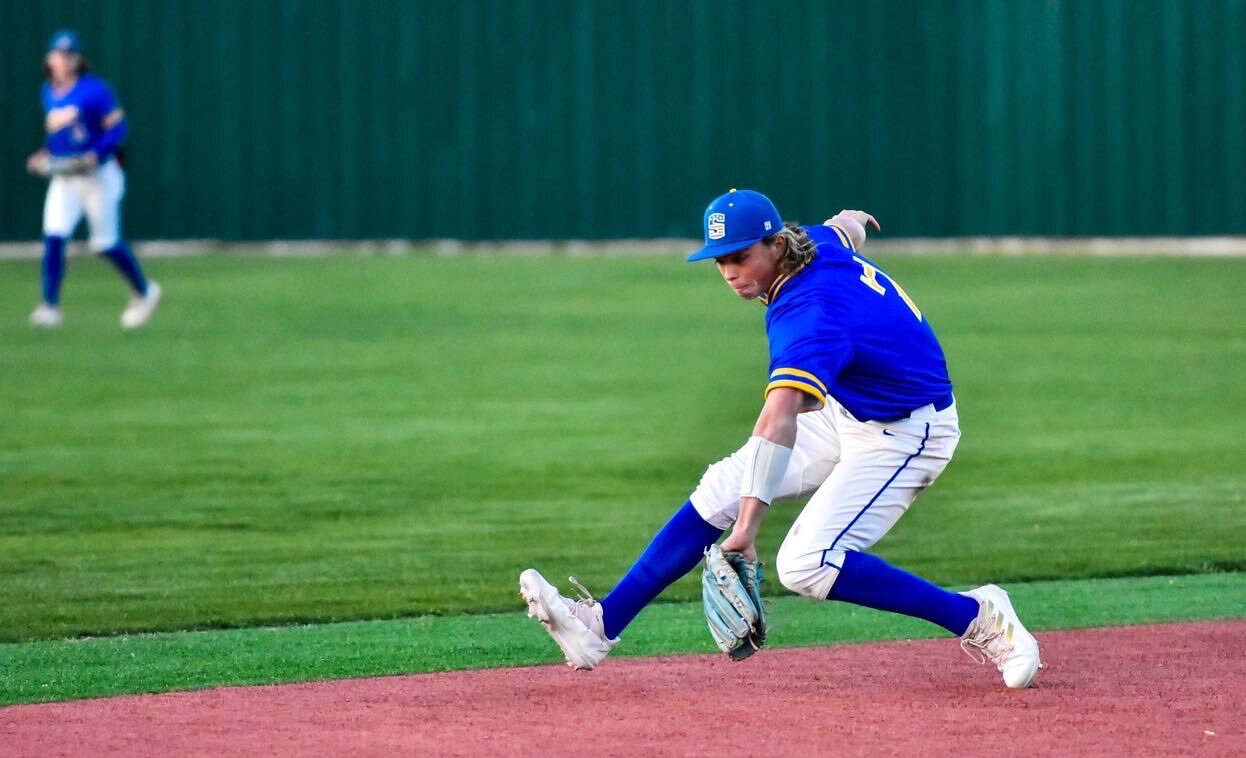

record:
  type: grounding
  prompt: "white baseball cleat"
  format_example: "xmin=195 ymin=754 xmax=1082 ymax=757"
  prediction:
xmin=29 ymin=303 xmax=64 ymax=328
xmin=121 ymin=281 xmax=162 ymax=329
xmin=519 ymin=569 xmax=617 ymax=670
xmin=960 ymin=584 xmax=1043 ymax=688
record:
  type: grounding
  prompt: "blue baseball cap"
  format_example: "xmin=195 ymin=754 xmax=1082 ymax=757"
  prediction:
xmin=687 ymin=188 xmax=784 ymax=262
xmin=48 ymin=30 xmax=81 ymax=54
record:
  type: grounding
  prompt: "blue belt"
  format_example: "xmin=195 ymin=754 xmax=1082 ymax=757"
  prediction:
xmin=933 ymin=391 xmax=955 ymax=412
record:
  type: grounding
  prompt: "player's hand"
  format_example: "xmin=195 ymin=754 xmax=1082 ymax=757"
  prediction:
xmin=81 ymin=151 xmax=99 ymax=169
xmin=719 ymin=531 xmax=758 ymax=563
xmin=826 ymin=210 xmax=881 ymax=233
xmin=26 ymin=150 xmax=50 ymax=176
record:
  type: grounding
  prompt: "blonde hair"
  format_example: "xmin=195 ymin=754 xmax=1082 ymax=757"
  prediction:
xmin=766 ymin=223 xmax=817 ymax=275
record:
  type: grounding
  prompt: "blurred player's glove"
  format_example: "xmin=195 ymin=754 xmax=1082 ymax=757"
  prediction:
xmin=701 ymin=543 xmax=767 ymax=661
xmin=30 ymin=154 xmax=96 ymax=177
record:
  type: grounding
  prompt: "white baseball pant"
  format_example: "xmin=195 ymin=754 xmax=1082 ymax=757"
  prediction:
xmin=42 ymin=158 xmax=126 ymax=251
xmin=690 ymin=397 xmax=960 ymax=599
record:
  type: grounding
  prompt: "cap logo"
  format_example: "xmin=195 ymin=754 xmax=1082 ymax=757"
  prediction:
xmin=707 ymin=212 xmax=726 ymax=240
xmin=764 ymin=220 xmax=773 ymax=231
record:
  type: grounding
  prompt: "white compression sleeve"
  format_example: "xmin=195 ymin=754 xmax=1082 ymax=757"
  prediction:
xmin=738 ymin=436 xmax=793 ymax=505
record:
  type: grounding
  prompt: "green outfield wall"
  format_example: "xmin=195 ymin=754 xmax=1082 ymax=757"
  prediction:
xmin=2 ymin=0 xmax=1243 ymax=241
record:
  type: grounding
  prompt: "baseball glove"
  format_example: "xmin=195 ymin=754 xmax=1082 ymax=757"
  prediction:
xmin=701 ymin=543 xmax=767 ymax=661
xmin=30 ymin=154 xmax=95 ymax=178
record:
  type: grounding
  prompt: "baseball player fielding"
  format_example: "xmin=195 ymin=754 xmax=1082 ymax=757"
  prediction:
xmin=521 ymin=188 xmax=1041 ymax=689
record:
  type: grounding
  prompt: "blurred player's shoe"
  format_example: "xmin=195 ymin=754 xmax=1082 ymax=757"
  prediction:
xmin=29 ymin=303 xmax=63 ymax=328
xmin=960 ymin=584 xmax=1042 ymax=688
xmin=519 ymin=569 xmax=617 ymax=670
xmin=121 ymin=281 xmax=162 ymax=329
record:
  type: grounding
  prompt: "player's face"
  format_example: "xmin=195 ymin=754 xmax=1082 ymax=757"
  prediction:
xmin=45 ymin=51 xmax=79 ymax=84
xmin=714 ymin=238 xmax=784 ymax=300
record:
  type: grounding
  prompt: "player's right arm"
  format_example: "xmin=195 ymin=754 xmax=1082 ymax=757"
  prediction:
xmin=26 ymin=149 xmax=50 ymax=175
xmin=718 ymin=386 xmax=806 ymax=562
xmin=28 ymin=86 xmax=51 ymax=174
xmin=720 ymin=294 xmax=853 ymax=559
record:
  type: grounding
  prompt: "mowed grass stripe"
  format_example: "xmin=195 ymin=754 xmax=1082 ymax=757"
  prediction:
xmin=1 ymin=572 xmax=1242 ymax=706
xmin=0 ymin=253 xmax=1243 ymax=642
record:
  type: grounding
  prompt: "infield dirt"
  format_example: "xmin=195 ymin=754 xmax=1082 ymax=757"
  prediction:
xmin=3 ymin=620 xmax=1242 ymax=757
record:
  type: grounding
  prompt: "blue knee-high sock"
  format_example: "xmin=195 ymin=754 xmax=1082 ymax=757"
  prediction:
xmin=100 ymin=242 xmax=148 ymax=294
xmin=827 ymin=550 xmax=980 ymax=636
xmin=600 ymin=501 xmax=723 ymax=639
xmin=41 ymin=236 xmax=67 ymax=306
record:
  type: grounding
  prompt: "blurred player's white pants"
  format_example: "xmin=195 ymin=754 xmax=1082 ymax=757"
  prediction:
xmin=690 ymin=397 xmax=960 ymax=599
xmin=42 ymin=158 xmax=125 ymax=251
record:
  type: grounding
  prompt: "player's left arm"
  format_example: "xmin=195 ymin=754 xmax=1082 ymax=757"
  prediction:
xmin=84 ymin=82 xmax=127 ymax=165
xmin=718 ymin=386 xmax=806 ymax=561
xmin=825 ymin=210 xmax=881 ymax=250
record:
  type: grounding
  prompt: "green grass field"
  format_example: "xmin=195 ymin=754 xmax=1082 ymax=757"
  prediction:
xmin=1 ymin=250 xmax=1243 ymax=704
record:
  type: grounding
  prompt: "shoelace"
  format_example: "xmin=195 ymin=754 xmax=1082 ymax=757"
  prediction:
xmin=567 ymin=576 xmax=597 ymax=606
xmin=565 ymin=576 xmax=608 ymax=640
xmin=960 ymin=610 xmax=1013 ymax=668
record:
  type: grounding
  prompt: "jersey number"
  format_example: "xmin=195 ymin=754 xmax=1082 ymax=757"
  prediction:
xmin=853 ymin=256 xmax=923 ymax=321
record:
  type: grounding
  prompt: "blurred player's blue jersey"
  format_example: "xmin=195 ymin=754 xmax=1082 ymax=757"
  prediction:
xmin=762 ymin=224 xmax=953 ymax=422
xmin=41 ymin=73 xmax=126 ymax=159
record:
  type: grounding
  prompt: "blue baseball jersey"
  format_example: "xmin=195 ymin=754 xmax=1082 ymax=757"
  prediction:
xmin=41 ymin=73 xmax=127 ymax=160
xmin=762 ymin=224 xmax=953 ymax=422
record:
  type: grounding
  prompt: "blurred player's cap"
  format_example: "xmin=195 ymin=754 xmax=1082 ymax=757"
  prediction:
xmin=687 ymin=189 xmax=784 ymax=261
xmin=48 ymin=30 xmax=82 ymax=54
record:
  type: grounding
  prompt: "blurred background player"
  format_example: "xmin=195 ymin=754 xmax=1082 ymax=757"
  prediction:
xmin=521 ymin=189 xmax=1042 ymax=688
xmin=25 ymin=29 xmax=161 ymax=329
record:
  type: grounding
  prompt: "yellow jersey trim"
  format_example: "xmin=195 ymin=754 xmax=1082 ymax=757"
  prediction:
xmin=770 ymin=367 xmax=828 ymax=395
xmin=762 ymin=256 xmax=814 ymax=306
xmin=762 ymin=273 xmax=792 ymax=304
xmin=765 ymin=380 xmax=827 ymax=407
xmin=828 ymin=223 xmax=855 ymax=251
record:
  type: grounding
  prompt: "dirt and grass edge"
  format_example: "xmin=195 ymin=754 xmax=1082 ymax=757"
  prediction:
xmin=2 ymin=571 xmax=1242 ymax=707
